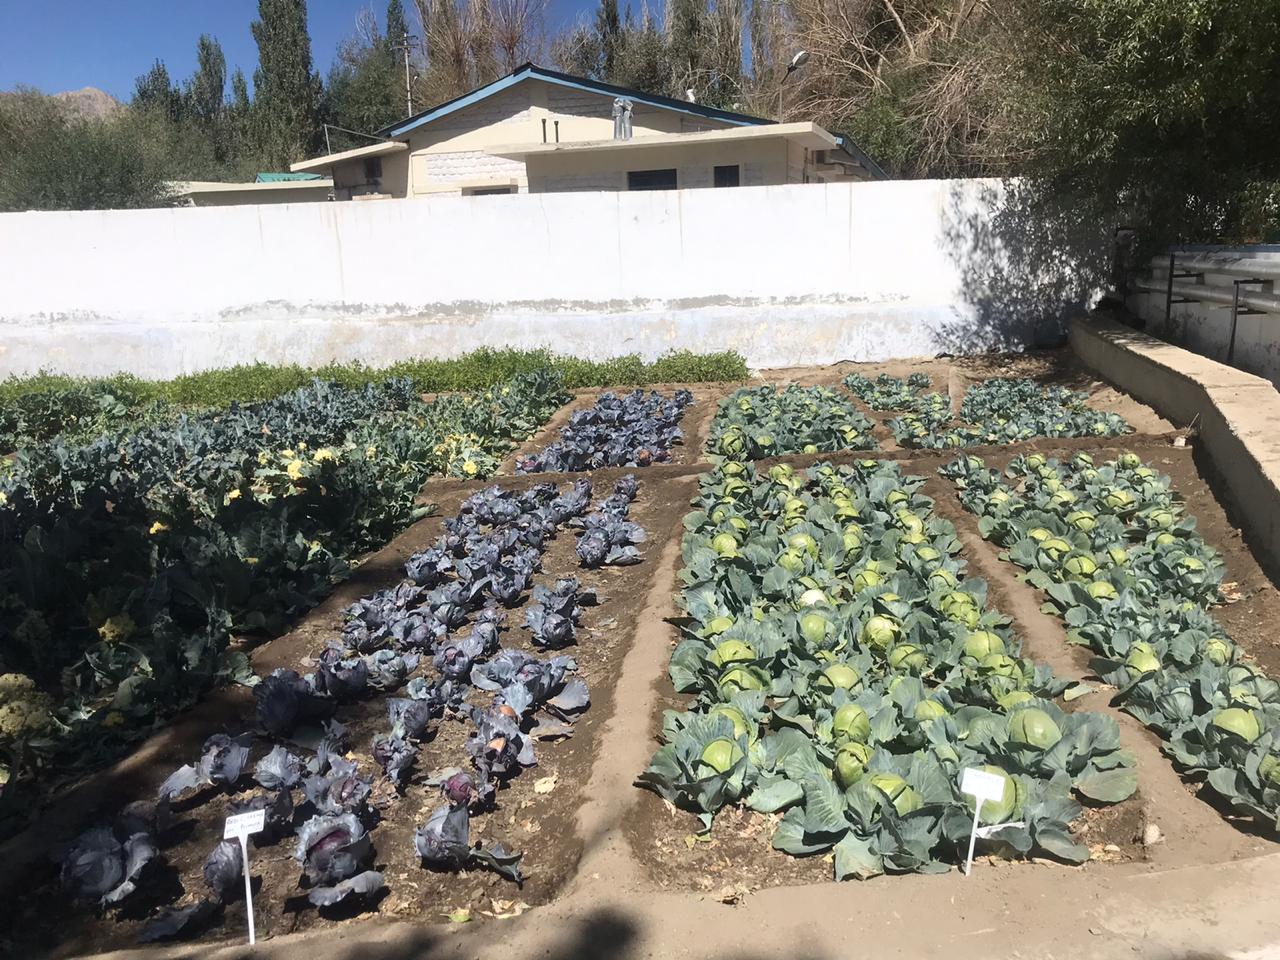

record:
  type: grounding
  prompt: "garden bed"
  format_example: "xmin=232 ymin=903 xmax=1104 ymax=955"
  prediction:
xmin=5 ymin=469 xmax=695 ymax=956
xmin=6 ymin=350 xmax=1280 ymax=959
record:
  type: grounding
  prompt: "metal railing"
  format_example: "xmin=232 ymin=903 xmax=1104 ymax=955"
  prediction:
xmin=1131 ymin=252 xmax=1280 ymax=364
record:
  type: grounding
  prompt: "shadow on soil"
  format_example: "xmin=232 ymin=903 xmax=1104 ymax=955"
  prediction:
xmin=316 ymin=908 xmax=833 ymax=960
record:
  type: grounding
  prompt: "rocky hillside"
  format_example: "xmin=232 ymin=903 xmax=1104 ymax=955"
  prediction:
xmin=0 ymin=85 xmax=123 ymax=121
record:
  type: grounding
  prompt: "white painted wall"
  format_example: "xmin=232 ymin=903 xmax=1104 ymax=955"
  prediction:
xmin=1127 ymin=250 xmax=1280 ymax=389
xmin=0 ymin=178 xmax=1071 ymax=376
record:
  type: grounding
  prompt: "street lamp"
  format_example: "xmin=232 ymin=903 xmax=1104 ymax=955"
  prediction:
xmin=779 ymin=50 xmax=809 ymax=119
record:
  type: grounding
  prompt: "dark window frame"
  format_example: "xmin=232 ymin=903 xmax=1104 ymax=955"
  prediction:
xmin=363 ymin=156 xmax=383 ymax=182
xmin=627 ymin=168 xmax=678 ymax=191
xmin=714 ymin=164 xmax=741 ymax=188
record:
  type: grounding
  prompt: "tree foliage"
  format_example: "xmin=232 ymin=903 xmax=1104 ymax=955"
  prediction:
xmin=5 ymin=0 xmax=1276 ymax=247
xmin=0 ymin=90 xmax=173 ymax=211
xmin=327 ymin=2 xmax=411 ymax=139
xmin=1002 ymin=0 xmax=1280 ymax=244
xmin=553 ymin=0 xmax=747 ymax=110
xmin=250 ymin=0 xmax=324 ymax=167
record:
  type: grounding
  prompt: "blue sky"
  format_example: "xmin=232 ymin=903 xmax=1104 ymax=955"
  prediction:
xmin=0 ymin=0 xmax=593 ymax=101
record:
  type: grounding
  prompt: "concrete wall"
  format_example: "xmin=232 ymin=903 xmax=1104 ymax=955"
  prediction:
xmin=1070 ymin=315 xmax=1280 ymax=575
xmin=526 ymin=137 xmax=791 ymax=192
xmin=1127 ymin=249 xmax=1280 ymax=389
xmin=0 ymin=177 xmax=1058 ymax=378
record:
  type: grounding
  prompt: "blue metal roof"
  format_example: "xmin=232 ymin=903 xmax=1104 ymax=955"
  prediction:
xmin=255 ymin=172 xmax=325 ymax=182
xmin=379 ymin=63 xmax=773 ymax=139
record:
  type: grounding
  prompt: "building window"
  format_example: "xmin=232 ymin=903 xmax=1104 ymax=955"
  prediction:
xmin=465 ymin=186 xmax=515 ymax=196
xmin=627 ymin=168 xmax=677 ymax=191
xmin=714 ymin=164 xmax=740 ymax=188
xmin=363 ymin=156 xmax=383 ymax=182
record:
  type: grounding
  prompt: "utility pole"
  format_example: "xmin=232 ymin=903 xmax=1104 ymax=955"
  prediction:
xmin=394 ymin=30 xmax=419 ymax=116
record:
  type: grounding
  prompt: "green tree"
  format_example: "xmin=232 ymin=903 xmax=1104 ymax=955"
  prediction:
xmin=595 ymin=0 xmax=621 ymax=77
xmin=186 ymin=35 xmax=227 ymax=125
xmin=230 ymin=67 xmax=251 ymax=114
xmin=1001 ymin=0 xmax=1280 ymax=244
xmin=328 ymin=1 xmax=414 ymax=136
xmin=250 ymin=0 xmax=324 ymax=167
xmin=183 ymin=35 xmax=232 ymax=162
xmin=0 ymin=90 xmax=172 ymax=210
xmin=132 ymin=60 xmax=182 ymax=121
xmin=387 ymin=0 xmax=409 ymax=44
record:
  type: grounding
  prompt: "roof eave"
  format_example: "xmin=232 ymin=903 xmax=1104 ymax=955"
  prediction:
xmin=380 ymin=63 xmax=773 ymax=140
xmin=290 ymin=140 xmax=408 ymax=174
xmin=487 ymin=122 xmax=837 ymax=160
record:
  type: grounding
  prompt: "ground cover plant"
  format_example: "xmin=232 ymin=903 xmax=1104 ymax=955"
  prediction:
xmin=17 ymin=475 xmax=644 ymax=946
xmin=516 ymin=390 xmax=694 ymax=473
xmin=886 ymin=379 xmax=1132 ymax=450
xmin=0 ymin=372 xmax=568 ymax=831
xmin=0 ymin=349 xmax=746 ymax=451
xmin=944 ymin=452 xmax=1280 ymax=830
xmin=640 ymin=458 xmax=1136 ymax=879
xmin=709 ymin=386 xmax=878 ymax=460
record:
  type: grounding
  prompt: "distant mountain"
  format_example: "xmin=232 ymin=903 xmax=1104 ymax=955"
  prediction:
xmin=0 ymin=85 xmax=124 ymax=121
xmin=51 ymin=86 xmax=124 ymax=121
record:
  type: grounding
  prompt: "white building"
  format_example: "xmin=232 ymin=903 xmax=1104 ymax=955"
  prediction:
xmin=291 ymin=62 xmax=883 ymax=200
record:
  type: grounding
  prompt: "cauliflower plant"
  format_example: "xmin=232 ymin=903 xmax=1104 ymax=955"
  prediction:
xmin=0 ymin=673 xmax=53 ymax=743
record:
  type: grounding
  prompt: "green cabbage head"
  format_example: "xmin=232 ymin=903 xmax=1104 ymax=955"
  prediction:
xmin=965 ymin=765 xmax=1024 ymax=824
xmin=834 ymin=741 xmax=872 ymax=788
xmin=832 ymin=702 xmax=871 ymax=742
xmin=699 ymin=738 xmax=745 ymax=775
xmin=1007 ymin=707 xmax=1062 ymax=749
xmin=1212 ymin=707 xmax=1261 ymax=743
xmin=868 ymin=772 xmax=923 ymax=816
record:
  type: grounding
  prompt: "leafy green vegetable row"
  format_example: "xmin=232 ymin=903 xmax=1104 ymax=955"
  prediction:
xmin=884 ymin=378 xmax=1132 ymax=450
xmin=943 ymin=452 xmax=1280 ymax=830
xmin=0 ymin=371 xmax=567 ymax=827
xmin=842 ymin=372 xmax=935 ymax=411
xmin=707 ymin=385 xmax=878 ymax=460
xmin=0 ymin=348 xmax=748 ymax=451
xmin=639 ymin=458 xmax=1136 ymax=880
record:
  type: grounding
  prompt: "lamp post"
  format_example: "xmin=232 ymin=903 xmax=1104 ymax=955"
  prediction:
xmin=779 ymin=50 xmax=809 ymax=119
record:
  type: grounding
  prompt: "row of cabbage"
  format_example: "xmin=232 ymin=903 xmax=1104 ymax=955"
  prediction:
xmin=844 ymin=374 xmax=1132 ymax=449
xmin=50 ymin=475 xmax=644 ymax=943
xmin=639 ymin=458 xmax=1136 ymax=879
xmin=944 ymin=452 xmax=1280 ymax=830
xmin=708 ymin=385 xmax=878 ymax=460
xmin=516 ymin=389 xmax=693 ymax=472
xmin=0 ymin=371 xmax=568 ymax=828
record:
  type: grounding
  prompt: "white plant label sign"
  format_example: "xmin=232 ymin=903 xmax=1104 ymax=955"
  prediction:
xmin=223 ymin=809 xmax=267 ymax=945
xmin=961 ymin=767 xmax=1006 ymax=804
xmin=959 ymin=767 xmax=1005 ymax=877
xmin=224 ymin=809 xmax=266 ymax=840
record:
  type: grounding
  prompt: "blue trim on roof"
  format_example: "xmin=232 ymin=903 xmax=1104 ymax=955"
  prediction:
xmin=379 ymin=63 xmax=773 ymax=139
